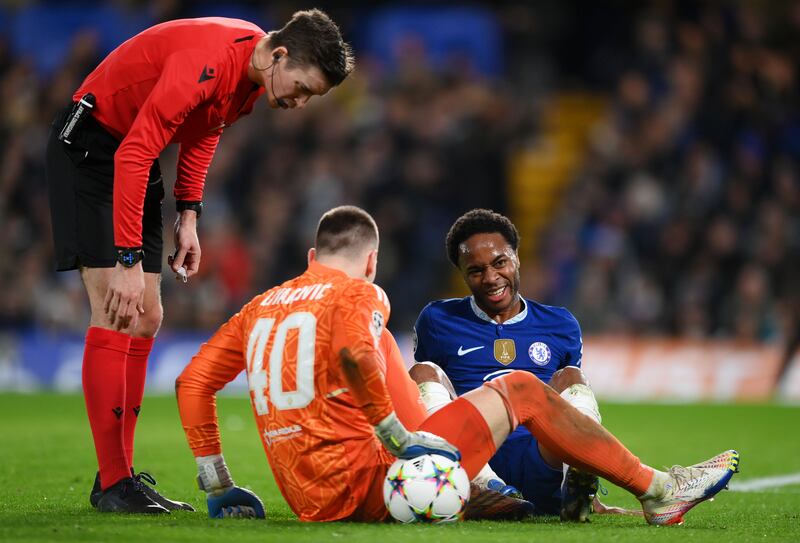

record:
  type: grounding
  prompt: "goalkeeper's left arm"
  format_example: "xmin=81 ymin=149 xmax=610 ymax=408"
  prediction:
xmin=339 ymin=345 xmax=460 ymax=462
xmin=176 ymin=312 xmax=265 ymax=518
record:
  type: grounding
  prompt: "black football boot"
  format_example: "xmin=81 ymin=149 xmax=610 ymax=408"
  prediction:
xmin=90 ymin=470 xmax=195 ymax=511
xmin=95 ymin=477 xmax=169 ymax=514
xmin=133 ymin=471 xmax=196 ymax=511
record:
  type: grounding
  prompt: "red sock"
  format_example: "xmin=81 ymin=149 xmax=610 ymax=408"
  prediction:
xmin=485 ymin=371 xmax=654 ymax=496
xmin=83 ymin=326 xmax=132 ymax=490
xmin=124 ymin=336 xmax=153 ymax=467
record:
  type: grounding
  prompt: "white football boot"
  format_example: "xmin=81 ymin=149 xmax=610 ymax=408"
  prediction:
xmin=641 ymin=449 xmax=740 ymax=526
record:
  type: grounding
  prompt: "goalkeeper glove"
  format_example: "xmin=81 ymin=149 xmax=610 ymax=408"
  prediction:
xmin=196 ymin=454 xmax=265 ymax=519
xmin=374 ymin=412 xmax=461 ymax=461
xmin=206 ymin=487 xmax=265 ymax=519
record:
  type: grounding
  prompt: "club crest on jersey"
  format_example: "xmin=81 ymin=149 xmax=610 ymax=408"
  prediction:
xmin=493 ymin=339 xmax=516 ymax=365
xmin=528 ymin=342 xmax=551 ymax=366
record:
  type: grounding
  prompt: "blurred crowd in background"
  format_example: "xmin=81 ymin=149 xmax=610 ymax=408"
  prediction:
xmin=0 ymin=1 xmax=797 ymax=358
xmin=536 ymin=2 xmax=800 ymax=350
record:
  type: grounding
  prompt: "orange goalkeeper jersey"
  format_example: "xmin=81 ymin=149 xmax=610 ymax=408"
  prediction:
xmin=177 ymin=260 xmax=425 ymax=521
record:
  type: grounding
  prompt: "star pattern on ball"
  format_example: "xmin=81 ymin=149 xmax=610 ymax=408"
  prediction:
xmin=426 ymin=459 xmax=456 ymax=496
xmin=388 ymin=466 xmax=409 ymax=500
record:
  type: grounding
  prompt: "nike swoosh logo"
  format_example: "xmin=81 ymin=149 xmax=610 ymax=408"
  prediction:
xmin=198 ymin=65 xmax=216 ymax=83
xmin=458 ymin=345 xmax=484 ymax=356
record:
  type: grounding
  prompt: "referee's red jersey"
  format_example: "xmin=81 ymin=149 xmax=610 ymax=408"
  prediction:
xmin=74 ymin=18 xmax=266 ymax=248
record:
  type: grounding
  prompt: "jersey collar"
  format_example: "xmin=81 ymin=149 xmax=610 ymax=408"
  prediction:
xmin=307 ymin=260 xmax=349 ymax=279
xmin=469 ymin=296 xmax=528 ymax=325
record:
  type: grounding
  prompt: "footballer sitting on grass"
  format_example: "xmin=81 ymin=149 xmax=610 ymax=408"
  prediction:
xmin=176 ymin=205 xmax=739 ymax=525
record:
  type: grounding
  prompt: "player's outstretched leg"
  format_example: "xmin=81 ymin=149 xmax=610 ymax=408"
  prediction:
xmin=475 ymin=370 xmax=739 ymax=525
xmin=417 ymin=396 xmax=536 ymax=521
xmin=411 ymin=363 xmax=526 ymax=502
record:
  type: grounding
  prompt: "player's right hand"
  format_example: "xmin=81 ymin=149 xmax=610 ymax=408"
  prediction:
xmin=172 ymin=210 xmax=201 ymax=279
xmin=104 ymin=262 xmax=145 ymax=330
xmin=374 ymin=412 xmax=461 ymax=462
xmin=206 ymin=486 xmax=266 ymax=519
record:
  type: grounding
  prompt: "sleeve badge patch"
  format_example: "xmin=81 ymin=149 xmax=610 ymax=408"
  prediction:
xmin=370 ymin=310 xmax=384 ymax=346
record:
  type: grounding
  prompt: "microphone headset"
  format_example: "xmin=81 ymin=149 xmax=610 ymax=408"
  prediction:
xmin=251 ymin=49 xmax=289 ymax=109
xmin=271 ymin=54 xmax=289 ymax=109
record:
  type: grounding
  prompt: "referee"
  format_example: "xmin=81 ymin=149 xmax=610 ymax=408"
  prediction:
xmin=45 ymin=9 xmax=353 ymax=514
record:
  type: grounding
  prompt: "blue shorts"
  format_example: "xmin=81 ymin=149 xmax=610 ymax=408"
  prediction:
xmin=488 ymin=427 xmax=563 ymax=514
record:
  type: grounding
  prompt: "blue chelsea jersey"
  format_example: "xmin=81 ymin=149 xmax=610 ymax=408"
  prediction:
xmin=413 ymin=296 xmax=583 ymax=397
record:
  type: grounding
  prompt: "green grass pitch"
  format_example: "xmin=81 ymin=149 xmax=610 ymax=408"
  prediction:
xmin=1 ymin=393 xmax=798 ymax=542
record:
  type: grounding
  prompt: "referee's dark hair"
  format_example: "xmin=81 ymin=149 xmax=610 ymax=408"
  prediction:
xmin=270 ymin=9 xmax=355 ymax=87
xmin=315 ymin=205 xmax=378 ymax=257
xmin=446 ymin=209 xmax=520 ymax=267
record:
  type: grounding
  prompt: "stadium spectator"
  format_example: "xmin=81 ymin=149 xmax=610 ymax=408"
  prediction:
xmin=540 ymin=3 xmax=800 ymax=355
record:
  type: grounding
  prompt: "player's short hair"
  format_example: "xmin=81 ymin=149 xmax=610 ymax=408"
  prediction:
xmin=270 ymin=9 xmax=354 ymax=87
xmin=445 ymin=209 xmax=520 ymax=266
xmin=315 ymin=205 xmax=379 ymax=257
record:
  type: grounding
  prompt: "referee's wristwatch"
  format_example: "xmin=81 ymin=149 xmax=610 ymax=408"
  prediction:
xmin=176 ymin=200 xmax=203 ymax=217
xmin=115 ymin=247 xmax=145 ymax=268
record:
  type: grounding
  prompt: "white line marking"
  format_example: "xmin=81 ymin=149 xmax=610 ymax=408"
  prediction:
xmin=729 ymin=472 xmax=800 ymax=492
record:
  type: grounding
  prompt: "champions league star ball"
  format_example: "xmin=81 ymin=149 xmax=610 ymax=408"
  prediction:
xmin=383 ymin=454 xmax=470 ymax=523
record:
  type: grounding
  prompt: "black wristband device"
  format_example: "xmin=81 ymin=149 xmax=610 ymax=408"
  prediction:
xmin=176 ymin=200 xmax=203 ymax=217
xmin=115 ymin=247 xmax=145 ymax=268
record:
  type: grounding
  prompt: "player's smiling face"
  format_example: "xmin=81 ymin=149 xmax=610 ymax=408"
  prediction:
xmin=457 ymin=232 xmax=521 ymax=322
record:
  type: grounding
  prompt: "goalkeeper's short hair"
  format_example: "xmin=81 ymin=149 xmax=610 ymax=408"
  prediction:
xmin=315 ymin=205 xmax=379 ymax=258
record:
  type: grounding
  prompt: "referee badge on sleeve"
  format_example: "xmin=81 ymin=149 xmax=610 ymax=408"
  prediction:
xmin=494 ymin=339 xmax=516 ymax=365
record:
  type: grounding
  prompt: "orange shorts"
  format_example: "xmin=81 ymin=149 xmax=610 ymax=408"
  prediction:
xmin=342 ymin=461 xmax=392 ymax=522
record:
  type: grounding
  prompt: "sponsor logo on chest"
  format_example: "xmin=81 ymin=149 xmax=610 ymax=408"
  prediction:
xmin=458 ymin=345 xmax=484 ymax=356
xmin=262 ymin=424 xmax=303 ymax=446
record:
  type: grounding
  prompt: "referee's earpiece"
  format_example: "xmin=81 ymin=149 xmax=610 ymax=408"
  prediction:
xmin=270 ymin=53 xmax=289 ymax=109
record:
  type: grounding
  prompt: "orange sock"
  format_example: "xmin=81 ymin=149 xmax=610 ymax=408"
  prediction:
xmin=485 ymin=371 xmax=653 ymax=496
xmin=418 ymin=397 xmax=496 ymax=479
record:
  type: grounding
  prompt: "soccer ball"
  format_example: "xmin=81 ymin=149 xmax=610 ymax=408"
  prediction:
xmin=383 ymin=454 xmax=470 ymax=523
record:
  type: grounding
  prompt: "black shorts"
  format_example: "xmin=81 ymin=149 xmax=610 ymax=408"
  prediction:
xmin=45 ymin=104 xmax=164 ymax=273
